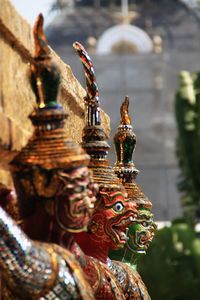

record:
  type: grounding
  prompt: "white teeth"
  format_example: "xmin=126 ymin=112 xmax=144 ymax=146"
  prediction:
xmin=119 ymin=232 xmax=128 ymax=240
xmin=115 ymin=216 xmax=135 ymax=227
xmin=117 ymin=231 xmax=129 ymax=241
xmin=117 ymin=220 xmax=125 ymax=226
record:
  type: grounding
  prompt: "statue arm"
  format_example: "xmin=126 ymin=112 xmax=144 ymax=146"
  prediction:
xmin=0 ymin=206 xmax=58 ymax=298
xmin=0 ymin=206 xmax=86 ymax=299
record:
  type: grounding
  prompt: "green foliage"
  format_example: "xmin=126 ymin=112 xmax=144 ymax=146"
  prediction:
xmin=138 ymin=220 xmax=200 ymax=300
xmin=175 ymin=71 xmax=200 ymax=223
xmin=139 ymin=70 xmax=200 ymax=300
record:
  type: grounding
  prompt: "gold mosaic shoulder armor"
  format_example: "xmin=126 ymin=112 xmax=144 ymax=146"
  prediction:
xmin=0 ymin=207 xmax=94 ymax=300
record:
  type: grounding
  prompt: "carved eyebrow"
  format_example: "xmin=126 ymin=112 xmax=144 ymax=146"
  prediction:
xmin=105 ymin=196 xmax=125 ymax=207
xmin=138 ymin=213 xmax=151 ymax=219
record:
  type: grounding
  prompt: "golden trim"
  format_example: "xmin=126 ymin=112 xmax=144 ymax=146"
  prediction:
xmin=34 ymin=242 xmax=59 ymax=298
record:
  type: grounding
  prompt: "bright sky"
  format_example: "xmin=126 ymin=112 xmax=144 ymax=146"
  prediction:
xmin=11 ymin=0 xmax=56 ymax=26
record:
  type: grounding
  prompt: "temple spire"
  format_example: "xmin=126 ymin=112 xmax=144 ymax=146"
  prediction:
xmin=121 ymin=0 xmax=129 ymax=19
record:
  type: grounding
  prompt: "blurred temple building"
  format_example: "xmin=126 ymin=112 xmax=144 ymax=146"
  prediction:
xmin=46 ymin=0 xmax=200 ymax=220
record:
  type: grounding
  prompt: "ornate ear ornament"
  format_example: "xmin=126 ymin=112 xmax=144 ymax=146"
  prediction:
xmin=88 ymin=220 xmax=99 ymax=234
xmin=73 ymin=42 xmax=125 ymax=193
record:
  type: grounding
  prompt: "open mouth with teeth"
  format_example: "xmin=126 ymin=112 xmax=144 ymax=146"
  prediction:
xmin=108 ymin=213 xmax=136 ymax=247
xmin=139 ymin=235 xmax=152 ymax=246
xmin=135 ymin=230 xmax=154 ymax=251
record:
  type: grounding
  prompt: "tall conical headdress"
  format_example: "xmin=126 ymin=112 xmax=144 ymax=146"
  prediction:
xmin=11 ymin=15 xmax=89 ymax=171
xmin=113 ymin=96 xmax=138 ymax=177
xmin=10 ymin=15 xmax=90 ymax=219
xmin=113 ymin=97 xmax=152 ymax=208
xmin=73 ymin=42 xmax=125 ymax=191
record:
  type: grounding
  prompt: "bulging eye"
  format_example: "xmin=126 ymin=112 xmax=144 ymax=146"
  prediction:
xmin=113 ymin=202 xmax=124 ymax=213
xmin=141 ymin=222 xmax=149 ymax=227
xmin=74 ymin=186 xmax=85 ymax=193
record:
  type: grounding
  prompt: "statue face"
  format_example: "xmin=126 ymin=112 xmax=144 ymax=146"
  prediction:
xmin=88 ymin=190 xmax=138 ymax=250
xmin=126 ymin=207 xmax=156 ymax=253
xmin=13 ymin=166 xmax=97 ymax=233
xmin=56 ymin=166 xmax=98 ymax=232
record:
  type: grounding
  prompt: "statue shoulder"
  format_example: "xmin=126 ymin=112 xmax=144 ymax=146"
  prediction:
xmin=108 ymin=260 xmax=151 ymax=300
xmin=46 ymin=243 xmax=95 ymax=300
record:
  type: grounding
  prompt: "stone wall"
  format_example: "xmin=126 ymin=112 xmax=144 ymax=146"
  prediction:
xmin=0 ymin=0 xmax=110 ymax=187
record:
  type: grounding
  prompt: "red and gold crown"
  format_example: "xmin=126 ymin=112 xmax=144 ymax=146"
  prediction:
xmin=9 ymin=16 xmax=91 ymax=220
xmin=73 ymin=42 xmax=125 ymax=193
xmin=11 ymin=15 xmax=89 ymax=172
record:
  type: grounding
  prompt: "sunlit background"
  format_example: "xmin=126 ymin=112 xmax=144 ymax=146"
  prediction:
xmin=11 ymin=0 xmax=54 ymax=25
